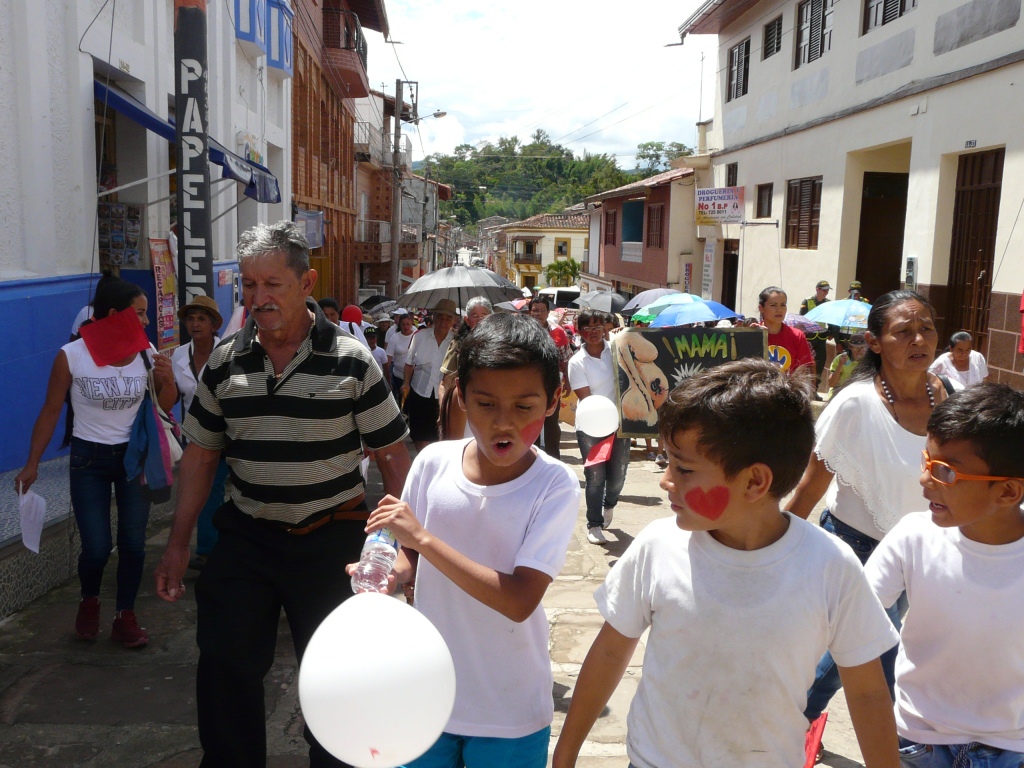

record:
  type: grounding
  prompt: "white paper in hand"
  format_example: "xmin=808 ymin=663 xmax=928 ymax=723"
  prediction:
xmin=18 ymin=482 xmax=46 ymax=554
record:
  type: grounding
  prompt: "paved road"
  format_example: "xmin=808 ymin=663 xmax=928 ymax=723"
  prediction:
xmin=0 ymin=428 xmax=867 ymax=766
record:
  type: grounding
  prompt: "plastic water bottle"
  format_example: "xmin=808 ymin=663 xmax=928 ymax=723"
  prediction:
xmin=350 ymin=528 xmax=399 ymax=593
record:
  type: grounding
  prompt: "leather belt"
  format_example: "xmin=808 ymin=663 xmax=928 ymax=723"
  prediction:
xmin=283 ymin=495 xmax=368 ymax=536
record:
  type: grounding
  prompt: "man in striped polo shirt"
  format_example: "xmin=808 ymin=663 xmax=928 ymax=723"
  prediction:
xmin=154 ymin=221 xmax=411 ymax=768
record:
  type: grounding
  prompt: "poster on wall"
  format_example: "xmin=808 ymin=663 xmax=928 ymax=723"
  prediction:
xmin=611 ymin=327 xmax=767 ymax=437
xmin=150 ymin=238 xmax=180 ymax=352
xmin=97 ymin=202 xmax=145 ymax=271
xmin=695 ymin=186 xmax=745 ymax=225
xmin=701 ymin=239 xmax=715 ymax=300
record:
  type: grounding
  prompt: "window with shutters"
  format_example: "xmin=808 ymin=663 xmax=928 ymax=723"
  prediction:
xmin=727 ymin=38 xmax=750 ymax=101
xmin=756 ymin=183 xmax=773 ymax=218
xmin=795 ymin=0 xmax=836 ymax=68
xmin=865 ymin=0 xmax=915 ymax=32
xmin=785 ymin=177 xmax=822 ymax=248
xmin=763 ymin=16 xmax=783 ymax=59
xmin=646 ymin=204 xmax=664 ymax=249
xmin=726 ymin=163 xmax=739 ymax=188
xmin=604 ymin=210 xmax=617 ymax=245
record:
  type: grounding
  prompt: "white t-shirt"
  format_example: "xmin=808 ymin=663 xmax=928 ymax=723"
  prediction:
xmin=405 ymin=328 xmax=453 ymax=398
xmin=387 ymin=330 xmax=415 ymax=375
xmin=598 ymin=515 xmax=898 ymax=768
xmin=171 ymin=338 xmax=220 ymax=417
xmin=928 ymin=350 xmax=988 ymax=388
xmin=403 ymin=439 xmax=581 ymax=738
xmin=384 ymin=324 xmax=397 ymax=349
xmin=816 ymin=379 xmax=927 ymax=539
xmin=567 ymin=342 xmax=615 ymax=401
xmin=63 ymin=338 xmax=150 ymax=444
xmin=866 ymin=513 xmax=1024 ymax=751
xmin=340 ymin=320 xmax=370 ymax=349
xmin=71 ymin=305 xmax=92 ymax=335
xmin=369 ymin=344 xmax=388 ymax=374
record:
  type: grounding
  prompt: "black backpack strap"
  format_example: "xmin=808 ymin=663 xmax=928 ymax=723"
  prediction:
xmin=937 ymin=374 xmax=956 ymax=395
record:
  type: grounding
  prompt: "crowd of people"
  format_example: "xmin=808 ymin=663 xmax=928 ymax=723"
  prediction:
xmin=12 ymin=223 xmax=1019 ymax=768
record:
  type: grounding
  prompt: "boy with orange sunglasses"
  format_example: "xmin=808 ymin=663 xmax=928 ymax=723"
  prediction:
xmin=865 ymin=383 xmax=1024 ymax=767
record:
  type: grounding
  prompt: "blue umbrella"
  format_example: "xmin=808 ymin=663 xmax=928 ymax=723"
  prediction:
xmin=622 ymin=288 xmax=680 ymax=313
xmin=804 ymin=299 xmax=872 ymax=329
xmin=650 ymin=302 xmax=720 ymax=327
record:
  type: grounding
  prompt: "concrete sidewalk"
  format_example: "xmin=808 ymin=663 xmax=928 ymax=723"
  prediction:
xmin=0 ymin=430 xmax=867 ymax=767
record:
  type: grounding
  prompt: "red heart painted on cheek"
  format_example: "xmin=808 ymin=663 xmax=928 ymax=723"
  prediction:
xmin=683 ymin=486 xmax=731 ymax=520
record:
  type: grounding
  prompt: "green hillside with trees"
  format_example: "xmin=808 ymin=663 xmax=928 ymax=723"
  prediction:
xmin=422 ymin=131 xmax=691 ymax=226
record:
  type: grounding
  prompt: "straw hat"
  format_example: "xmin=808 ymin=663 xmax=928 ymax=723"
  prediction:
xmin=177 ymin=295 xmax=223 ymax=329
xmin=429 ymin=298 xmax=458 ymax=317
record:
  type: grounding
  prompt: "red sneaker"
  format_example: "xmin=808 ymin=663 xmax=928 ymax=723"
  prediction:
xmin=111 ymin=610 xmax=149 ymax=648
xmin=75 ymin=597 xmax=100 ymax=640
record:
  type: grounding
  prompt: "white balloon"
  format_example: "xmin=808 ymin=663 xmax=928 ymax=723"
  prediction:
xmin=299 ymin=593 xmax=456 ymax=768
xmin=575 ymin=395 xmax=620 ymax=438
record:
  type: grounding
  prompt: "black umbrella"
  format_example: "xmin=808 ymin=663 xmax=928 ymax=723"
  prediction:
xmin=360 ymin=294 xmax=394 ymax=310
xmin=573 ymin=290 xmax=627 ymax=314
xmin=397 ymin=266 xmax=524 ymax=311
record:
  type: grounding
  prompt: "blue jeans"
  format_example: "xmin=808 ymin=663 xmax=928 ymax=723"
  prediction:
xmin=576 ymin=433 xmax=631 ymax=529
xmin=407 ymin=727 xmax=551 ymax=768
xmin=898 ymin=739 xmax=1024 ymax=768
xmin=68 ymin=437 xmax=151 ymax=611
xmin=803 ymin=509 xmax=906 ymax=720
xmin=196 ymin=459 xmax=229 ymax=555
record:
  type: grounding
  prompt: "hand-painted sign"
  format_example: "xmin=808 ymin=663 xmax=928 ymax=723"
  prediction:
xmin=612 ymin=327 xmax=767 ymax=437
xmin=695 ymin=186 xmax=745 ymax=225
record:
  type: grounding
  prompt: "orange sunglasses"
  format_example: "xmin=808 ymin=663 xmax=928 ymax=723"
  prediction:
xmin=921 ymin=450 xmax=1023 ymax=486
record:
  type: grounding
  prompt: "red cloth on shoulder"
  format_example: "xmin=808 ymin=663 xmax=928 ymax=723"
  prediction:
xmin=549 ymin=325 xmax=569 ymax=348
xmin=77 ymin=307 xmax=150 ymax=366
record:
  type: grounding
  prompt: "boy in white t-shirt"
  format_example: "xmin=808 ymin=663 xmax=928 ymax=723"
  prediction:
xmin=865 ymin=383 xmax=1024 ymax=767
xmin=554 ymin=359 xmax=901 ymax=768
xmin=363 ymin=326 xmax=391 ymax=388
xmin=355 ymin=313 xmax=580 ymax=768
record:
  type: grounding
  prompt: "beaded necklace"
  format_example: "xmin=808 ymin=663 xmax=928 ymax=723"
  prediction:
xmin=879 ymin=377 xmax=934 ymax=424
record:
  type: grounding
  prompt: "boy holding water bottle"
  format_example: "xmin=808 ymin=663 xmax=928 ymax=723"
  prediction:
xmin=354 ymin=313 xmax=580 ymax=768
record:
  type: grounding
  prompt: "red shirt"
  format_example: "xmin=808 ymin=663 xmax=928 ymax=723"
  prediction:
xmin=765 ymin=324 xmax=815 ymax=375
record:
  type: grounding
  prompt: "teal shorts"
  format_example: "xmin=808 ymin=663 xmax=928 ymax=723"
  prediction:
xmin=405 ymin=726 xmax=550 ymax=768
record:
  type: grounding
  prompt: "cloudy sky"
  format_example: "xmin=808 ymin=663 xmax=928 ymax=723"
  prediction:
xmin=362 ymin=0 xmax=718 ymax=169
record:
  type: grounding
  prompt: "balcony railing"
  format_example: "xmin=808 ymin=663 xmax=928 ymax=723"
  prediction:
xmin=356 ymin=219 xmax=391 ymax=243
xmin=323 ymin=8 xmax=366 ymax=72
xmin=514 ymin=253 xmax=542 ymax=265
xmin=621 ymin=241 xmax=643 ymax=263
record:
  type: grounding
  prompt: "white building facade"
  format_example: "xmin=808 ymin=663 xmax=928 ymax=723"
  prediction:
xmin=0 ymin=1 xmax=291 ymax=503
xmin=682 ymin=0 xmax=1024 ymax=388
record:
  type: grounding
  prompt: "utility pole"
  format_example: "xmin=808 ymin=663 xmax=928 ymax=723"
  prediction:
xmin=421 ymin=164 xmax=432 ymax=271
xmin=389 ymin=78 xmax=403 ymax=299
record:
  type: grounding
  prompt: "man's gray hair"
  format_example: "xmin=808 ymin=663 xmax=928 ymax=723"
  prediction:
xmin=237 ymin=220 xmax=310 ymax=276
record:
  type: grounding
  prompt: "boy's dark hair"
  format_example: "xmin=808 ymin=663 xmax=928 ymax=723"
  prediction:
xmin=659 ymin=358 xmax=815 ymax=498
xmin=457 ymin=313 xmax=560 ymax=401
xmin=529 ymin=296 xmax=551 ymax=312
xmin=927 ymin=383 xmax=1024 ymax=478
xmin=317 ymin=297 xmax=340 ymax=312
xmin=577 ymin=308 xmax=602 ymax=328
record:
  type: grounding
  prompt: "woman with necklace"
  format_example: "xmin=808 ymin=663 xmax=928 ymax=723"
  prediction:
xmin=15 ymin=276 xmax=177 ymax=648
xmin=786 ymin=290 xmax=949 ymax=733
xmin=171 ymin=296 xmax=225 ymax=571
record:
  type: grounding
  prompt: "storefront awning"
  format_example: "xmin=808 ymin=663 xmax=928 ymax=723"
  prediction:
xmin=94 ymin=79 xmax=281 ymax=204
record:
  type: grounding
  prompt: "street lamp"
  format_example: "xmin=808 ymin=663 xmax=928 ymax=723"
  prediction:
xmin=389 ymin=81 xmax=446 ymax=298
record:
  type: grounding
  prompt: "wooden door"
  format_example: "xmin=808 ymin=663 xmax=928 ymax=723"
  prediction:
xmin=721 ymin=240 xmax=739 ymax=310
xmin=855 ymin=172 xmax=908 ymax=302
xmin=945 ymin=149 xmax=1004 ymax=350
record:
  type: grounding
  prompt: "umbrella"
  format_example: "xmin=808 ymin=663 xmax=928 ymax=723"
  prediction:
xmin=495 ymin=298 xmax=529 ymax=312
xmin=622 ymin=288 xmax=680 ymax=313
xmin=397 ymin=266 xmax=524 ymax=310
xmin=784 ymin=312 xmax=826 ymax=335
xmin=649 ymin=302 xmax=720 ymax=328
xmin=642 ymin=292 xmax=706 ymax=315
xmin=804 ymin=299 xmax=872 ymax=329
xmin=360 ymin=294 xmax=394 ymax=310
xmin=573 ymin=290 xmax=627 ymax=314
xmin=367 ymin=299 xmax=399 ymax=317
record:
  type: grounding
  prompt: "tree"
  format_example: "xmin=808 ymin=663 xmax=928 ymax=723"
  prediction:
xmin=544 ymin=258 xmax=581 ymax=287
xmin=635 ymin=141 xmax=693 ymax=178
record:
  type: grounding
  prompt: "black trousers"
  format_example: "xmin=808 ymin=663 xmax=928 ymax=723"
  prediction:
xmin=195 ymin=502 xmax=367 ymax=768
xmin=808 ymin=335 xmax=828 ymax=384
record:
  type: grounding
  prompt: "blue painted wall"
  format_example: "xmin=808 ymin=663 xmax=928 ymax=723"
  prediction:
xmin=0 ymin=265 xmax=239 ymax=473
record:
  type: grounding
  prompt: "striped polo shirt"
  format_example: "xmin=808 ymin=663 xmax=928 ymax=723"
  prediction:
xmin=183 ymin=298 xmax=409 ymax=525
